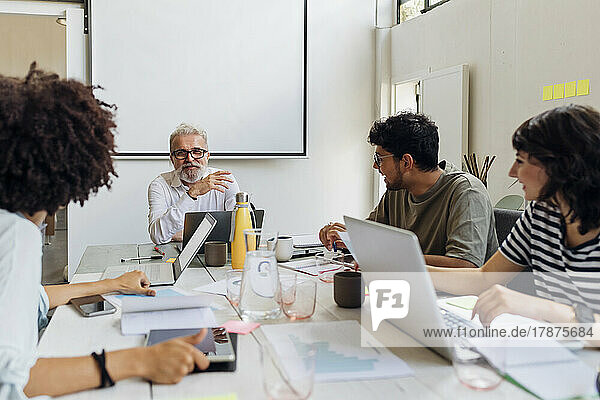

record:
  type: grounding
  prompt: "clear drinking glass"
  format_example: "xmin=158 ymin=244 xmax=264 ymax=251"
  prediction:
xmin=262 ymin=344 xmax=316 ymax=400
xmin=452 ymin=342 xmax=503 ymax=391
xmin=238 ymin=229 xmax=281 ymax=321
xmin=225 ymin=269 xmax=243 ymax=306
xmin=281 ymin=276 xmax=316 ymax=321
xmin=315 ymin=252 xmax=354 ymax=283
xmin=277 ymin=271 xmax=297 ymax=305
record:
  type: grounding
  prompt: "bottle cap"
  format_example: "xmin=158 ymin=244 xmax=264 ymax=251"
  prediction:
xmin=236 ymin=192 xmax=249 ymax=203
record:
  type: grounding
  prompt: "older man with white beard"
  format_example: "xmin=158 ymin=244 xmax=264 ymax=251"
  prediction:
xmin=147 ymin=123 xmax=239 ymax=244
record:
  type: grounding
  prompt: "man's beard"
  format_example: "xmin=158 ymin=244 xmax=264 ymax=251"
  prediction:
xmin=385 ymin=164 xmax=404 ymax=191
xmin=177 ymin=162 xmax=206 ymax=184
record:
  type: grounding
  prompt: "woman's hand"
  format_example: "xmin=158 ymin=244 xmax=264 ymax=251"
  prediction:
xmin=471 ymin=284 xmax=543 ymax=325
xmin=140 ymin=330 xmax=210 ymax=383
xmin=112 ymin=271 xmax=156 ymax=296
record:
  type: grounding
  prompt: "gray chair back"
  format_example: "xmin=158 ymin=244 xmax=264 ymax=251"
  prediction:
xmin=493 ymin=208 xmax=535 ymax=295
xmin=494 ymin=208 xmax=523 ymax=245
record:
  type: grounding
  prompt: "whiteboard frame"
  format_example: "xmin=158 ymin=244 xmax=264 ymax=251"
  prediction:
xmin=88 ymin=0 xmax=308 ymax=159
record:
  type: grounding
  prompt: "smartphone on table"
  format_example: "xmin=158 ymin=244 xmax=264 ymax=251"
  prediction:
xmin=71 ymin=295 xmax=117 ymax=317
xmin=145 ymin=328 xmax=236 ymax=372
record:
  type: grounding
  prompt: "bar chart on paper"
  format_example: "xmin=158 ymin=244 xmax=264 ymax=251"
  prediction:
xmin=262 ymin=321 xmax=413 ymax=382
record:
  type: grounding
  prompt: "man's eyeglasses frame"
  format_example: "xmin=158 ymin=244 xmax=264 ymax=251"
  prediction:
xmin=171 ymin=148 xmax=208 ymax=160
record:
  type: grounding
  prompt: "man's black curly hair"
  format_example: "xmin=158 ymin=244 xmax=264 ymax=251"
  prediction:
xmin=368 ymin=111 xmax=439 ymax=171
xmin=512 ymin=104 xmax=600 ymax=235
xmin=0 ymin=63 xmax=117 ymax=215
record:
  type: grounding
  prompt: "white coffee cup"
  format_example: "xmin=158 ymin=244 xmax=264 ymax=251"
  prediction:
xmin=275 ymin=236 xmax=294 ymax=262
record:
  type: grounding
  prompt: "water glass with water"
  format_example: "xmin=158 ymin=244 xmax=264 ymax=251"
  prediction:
xmin=238 ymin=229 xmax=281 ymax=321
xmin=226 ymin=269 xmax=243 ymax=306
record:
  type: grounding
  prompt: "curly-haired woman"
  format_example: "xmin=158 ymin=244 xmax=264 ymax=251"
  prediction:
xmin=0 ymin=64 xmax=209 ymax=399
xmin=430 ymin=104 xmax=600 ymax=328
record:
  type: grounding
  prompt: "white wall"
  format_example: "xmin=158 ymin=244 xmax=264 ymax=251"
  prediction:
xmin=388 ymin=0 xmax=600 ymax=203
xmin=68 ymin=0 xmax=376 ymax=277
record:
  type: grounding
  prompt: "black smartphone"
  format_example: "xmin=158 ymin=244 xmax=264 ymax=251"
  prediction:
xmin=71 ymin=295 xmax=117 ymax=317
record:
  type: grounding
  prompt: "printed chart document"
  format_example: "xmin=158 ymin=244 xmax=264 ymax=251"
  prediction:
xmin=262 ymin=320 xmax=413 ymax=382
xmin=119 ymin=293 xmax=216 ymax=335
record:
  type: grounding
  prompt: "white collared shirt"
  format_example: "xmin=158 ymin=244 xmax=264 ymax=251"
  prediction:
xmin=0 ymin=209 xmax=49 ymax=400
xmin=147 ymin=167 xmax=239 ymax=244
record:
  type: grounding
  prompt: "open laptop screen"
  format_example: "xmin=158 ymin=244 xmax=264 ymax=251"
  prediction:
xmin=173 ymin=213 xmax=217 ymax=280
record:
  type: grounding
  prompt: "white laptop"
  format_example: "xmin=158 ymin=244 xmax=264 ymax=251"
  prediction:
xmin=344 ymin=215 xmax=475 ymax=360
xmin=102 ymin=214 xmax=217 ymax=286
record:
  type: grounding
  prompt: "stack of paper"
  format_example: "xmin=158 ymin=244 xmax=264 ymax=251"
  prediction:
xmin=476 ymin=342 xmax=597 ymax=399
xmin=120 ymin=295 xmax=216 ymax=335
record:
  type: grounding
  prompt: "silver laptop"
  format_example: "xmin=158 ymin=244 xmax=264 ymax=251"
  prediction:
xmin=102 ymin=214 xmax=217 ymax=286
xmin=344 ymin=216 xmax=476 ymax=360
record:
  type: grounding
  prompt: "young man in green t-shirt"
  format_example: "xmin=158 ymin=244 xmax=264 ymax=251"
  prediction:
xmin=319 ymin=112 xmax=498 ymax=268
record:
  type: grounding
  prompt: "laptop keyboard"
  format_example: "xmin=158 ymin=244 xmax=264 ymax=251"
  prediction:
xmin=440 ymin=308 xmax=477 ymax=329
xmin=103 ymin=264 xmax=163 ymax=281
xmin=134 ymin=264 xmax=162 ymax=281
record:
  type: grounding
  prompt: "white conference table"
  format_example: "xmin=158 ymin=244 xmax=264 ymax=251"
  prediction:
xmin=38 ymin=243 xmax=595 ymax=400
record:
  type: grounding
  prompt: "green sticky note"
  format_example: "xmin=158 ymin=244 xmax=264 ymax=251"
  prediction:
xmin=577 ymin=79 xmax=590 ymax=96
xmin=553 ymin=83 xmax=564 ymax=99
xmin=542 ymin=85 xmax=553 ymax=101
xmin=446 ymin=296 xmax=478 ymax=310
xmin=565 ymin=81 xmax=577 ymax=97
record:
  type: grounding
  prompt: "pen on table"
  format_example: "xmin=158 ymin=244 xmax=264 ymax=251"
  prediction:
xmin=153 ymin=246 xmax=165 ymax=256
xmin=120 ymin=255 xmax=163 ymax=262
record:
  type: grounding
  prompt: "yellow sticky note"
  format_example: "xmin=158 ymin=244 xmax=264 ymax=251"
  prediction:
xmin=565 ymin=81 xmax=576 ymax=98
xmin=446 ymin=296 xmax=478 ymax=310
xmin=542 ymin=85 xmax=553 ymax=101
xmin=553 ymin=83 xmax=564 ymax=99
xmin=166 ymin=257 xmax=176 ymax=263
xmin=577 ymin=79 xmax=590 ymax=96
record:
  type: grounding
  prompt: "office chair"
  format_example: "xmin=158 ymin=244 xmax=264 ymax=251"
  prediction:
xmin=494 ymin=194 xmax=525 ymax=210
xmin=493 ymin=208 xmax=534 ymax=295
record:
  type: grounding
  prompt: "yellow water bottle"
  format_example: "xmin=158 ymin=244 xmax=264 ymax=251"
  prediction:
xmin=231 ymin=192 xmax=252 ymax=269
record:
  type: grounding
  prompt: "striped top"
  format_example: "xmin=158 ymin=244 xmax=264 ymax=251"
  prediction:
xmin=500 ymin=201 xmax=600 ymax=312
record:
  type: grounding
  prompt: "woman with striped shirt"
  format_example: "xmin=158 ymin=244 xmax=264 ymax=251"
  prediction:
xmin=430 ymin=104 xmax=600 ymax=326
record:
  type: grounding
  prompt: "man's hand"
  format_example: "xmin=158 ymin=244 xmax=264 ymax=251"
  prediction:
xmin=113 ymin=271 xmax=156 ymax=296
xmin=187 ymin=171 xmax=234 ymax=198
xmin=141 ymin=330 xmax=210 ymax=383
xmin=318 ymin=222 xmax=347 ymax=251
xmin=171 ymin=230 xmax=183 ymax=242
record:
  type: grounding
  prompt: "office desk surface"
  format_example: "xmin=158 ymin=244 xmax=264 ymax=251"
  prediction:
xmin=40 ymin=243 xmax=598 ymax=399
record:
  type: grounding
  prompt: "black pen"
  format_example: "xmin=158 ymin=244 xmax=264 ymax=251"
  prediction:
xmin=120 ymin=255 xmax=163 ymax=262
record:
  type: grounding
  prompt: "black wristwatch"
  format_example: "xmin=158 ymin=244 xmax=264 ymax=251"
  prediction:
xmin=573 ymin=303 xmax=595 ymax=323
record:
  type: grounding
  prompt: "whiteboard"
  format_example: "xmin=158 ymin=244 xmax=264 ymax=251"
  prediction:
xmin=90 ymin=0 xmax=306 ymax=156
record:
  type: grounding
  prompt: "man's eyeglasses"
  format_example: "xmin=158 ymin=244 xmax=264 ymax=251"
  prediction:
xmin=171 ymin=148 xmax=208 ymax=160
xmin=373 ymin=152 xmax=394 ymax=168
